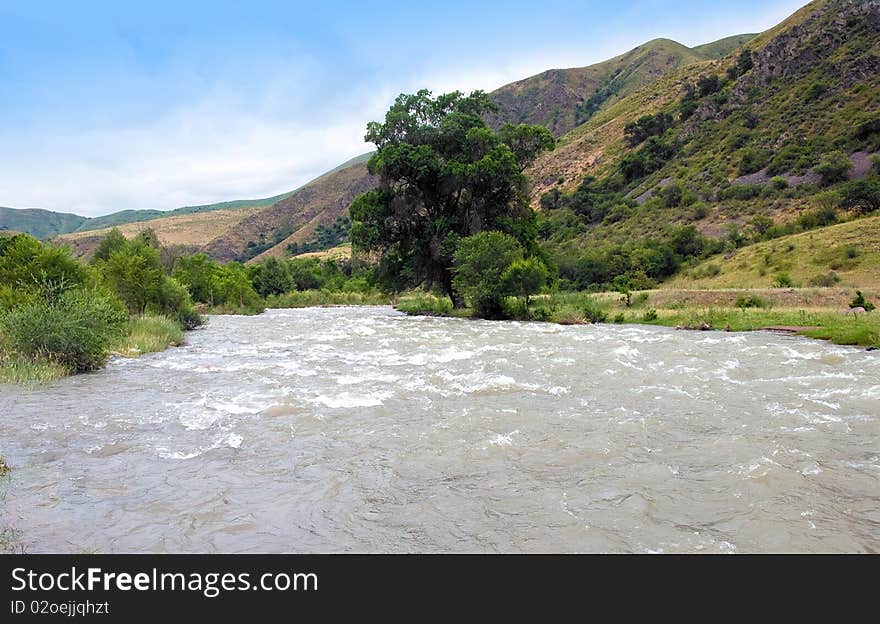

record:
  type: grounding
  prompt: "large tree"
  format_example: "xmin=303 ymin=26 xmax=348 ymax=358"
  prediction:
xmin=349 ymin=89 xmax=553 ymax=301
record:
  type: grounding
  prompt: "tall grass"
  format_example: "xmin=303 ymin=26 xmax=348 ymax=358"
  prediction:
xmin=632 ymin=306 xmax=880 ymax=347
xmin=395 ymin=293 xmax=454 ymax=316
xmin=0 ymin=353 xmax=70 ymax=384
xmin=265 ymin=290 xmax=391 ymax=308
xmin=112 ymin=315 xmax=185 ymax=356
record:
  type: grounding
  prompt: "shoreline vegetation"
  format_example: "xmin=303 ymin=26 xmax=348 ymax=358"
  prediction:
xmin=394 ymin=288 xmax=880 ymax=349
xmin=2 ymin=233 xmax=876 ymax=387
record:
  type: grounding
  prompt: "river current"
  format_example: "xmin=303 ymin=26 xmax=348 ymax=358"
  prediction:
xmin=1 ymin=306 xmax=878 ymax=552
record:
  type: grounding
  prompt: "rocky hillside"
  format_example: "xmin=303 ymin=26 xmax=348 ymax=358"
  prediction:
xmin=204 ymin=154 xmax=376 ymax=263
xmin=526 ymin=0 xmax=879 ymax=275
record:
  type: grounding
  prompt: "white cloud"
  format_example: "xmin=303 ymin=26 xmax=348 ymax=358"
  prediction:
xmin=0 ymin=101 xmax=373 ymax=216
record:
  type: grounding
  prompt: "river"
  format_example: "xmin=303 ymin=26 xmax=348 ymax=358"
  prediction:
xmin=1 ymin=306 xmax=878 ymax=553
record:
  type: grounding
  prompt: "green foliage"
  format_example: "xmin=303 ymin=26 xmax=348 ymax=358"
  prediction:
xmin=808 ymin=271 xmax=841 ymax=287
xmin=642 ymin=309 xmax=659 ymax=322
xmin=727 ymin=50 xmax=754 ymax=80
xmin=796 ymin=206 xmax=838 ymax=230
xmin=850 ymin=290 xmax=876 ymax=312
xmin=564 ymin=177 xmax=632 ymax=224
xmin=286 ymin=216 xmax=351 ymax=256
xmin=452 ymin=231 xmax=523 ymax=318
xmin=248 ymin=257 xmax=293 ymax=297
xmin=211 ymin=263 xmax=262 ymax=311
xmin=773 ymin=273 xmax=794 ymax=288
xmin=697 ymin=74 xmax=721 ymax=97
xmin=498 ymin=123 xmax=556 ymax=171
xmin=0 ymin=234 xmax=89 ymax=298
xmin=619 ymin=136 xmax=676 ymax=182
xmin=581 ymin=297 xmax=609 ymax=324
xmin=720 ymin=184 xmax=763 ymax=201
xmin=173 ymin=253 xmax=260 ymax=313
xmin=99 ymin=243 xmax=163 ymax=316
xmin=738 ymin=148 xmax=769 ymax=175
xmin=840 ymin=175 xmax=880 ymax=214
xmin=771 ymin=176 xmax=789 ymax=190
xmin=350 ymin=90 xmax=553 ymax=298
xmin=0 ymin=353 xmax=70 ymax=384
xmin=814 ymin=151 xmax=853 ymax=187
xmin=540 ymin=187 xmax=564 ymax=211
xmin=501 ymin=257 xmax=549 ymax=315
xmin=735 ymin=295 xmax=769 ymax=309
xmin=114 ymin=315 xmax=185 ymax=355
xmin=624 ymin=112 xmax=674 ymax=147
xmin=766 ymin=143 xmax=816 ymax=176
xmin=90 ymin=228 xmax=128 ymax=263
xmin=172 ymin=254 xmax=218 ymax=303
xmin=395 ymin=292 xmax=454 ymax=316
xmin=265 ymin=289 xmax=390 ymax=308
xmin=0 ymin=287 xmax=126 ymax=372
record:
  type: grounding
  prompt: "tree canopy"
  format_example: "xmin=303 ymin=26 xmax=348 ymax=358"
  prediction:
xmin=349 ymin=89 xmax=554 ymax=300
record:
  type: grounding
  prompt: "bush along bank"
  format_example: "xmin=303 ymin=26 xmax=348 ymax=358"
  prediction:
xmin=0 ymin=231 xmax=204 ymax=383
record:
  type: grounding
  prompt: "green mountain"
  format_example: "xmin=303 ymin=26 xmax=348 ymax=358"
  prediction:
xmin=524 ymin=0 xmax=880 ymax=289
xmin=0 ymin=191 xmax=294 ymax=240
xmin=0 ymin=207 xmax=87 ymax=240
xmin=487 ymin=34 xmax=757 ymax=137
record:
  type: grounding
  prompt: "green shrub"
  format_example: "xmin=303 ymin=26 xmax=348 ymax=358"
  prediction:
xmin=808 ymin=271 xmax=841 ymax=287
xmin=452 ymin=231 xmax=524 ymax=319
xmin=771 ymin=176 xmax=789 ymax=190
xmin=735 ymin=295 xmax=769 ymax=309
xmin=850 ymin=291 xmax=876 ymax=312
xmin=739 ymin=148 xmax=769 ymax=175
xmin=840 ymin=176 xmax=880 ymax=214
xmin=0 ymin=288 xmax=126 ymax=372
xmin=814 ymin=151 xmax=853 ymax=186
xmin=774 ymin=273 xmax=794 ymax=288
xmin=582 ymin=297 xmax=609 ymax=324
xmin=720 ymin=184 xmax=763 ymax=201
xmin=395 ymin=293 xmax=454 ymax=316
xmin=642 ymin=309 xmax=659 ymax=322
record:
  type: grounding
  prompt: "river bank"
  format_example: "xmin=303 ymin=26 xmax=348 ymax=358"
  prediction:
xmin=0 ymin=314 xmax=187 ymax=384
xmin=395 ymin=288 xmax=880 ymax=348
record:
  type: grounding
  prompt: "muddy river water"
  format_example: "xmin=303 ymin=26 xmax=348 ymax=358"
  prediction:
xmin=1 ymin=306 xmax=878 ymax=552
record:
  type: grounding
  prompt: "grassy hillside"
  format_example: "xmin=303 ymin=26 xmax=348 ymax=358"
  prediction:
xmin=667 ymin=214 xmax=880 ymax=290
xmin=488 ymin=35 xmax=755 ymax=137
xmin=56 ymin=208 xmax=254 ymax=258
xmin=0 ymin=207 xmax=87 ymax=239
xmin=73 ymin=191 xmax=293 ymax=233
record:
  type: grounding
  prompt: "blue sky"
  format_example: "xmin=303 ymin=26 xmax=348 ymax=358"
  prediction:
xmin=0 ymin=0 xmax=807 ymax=216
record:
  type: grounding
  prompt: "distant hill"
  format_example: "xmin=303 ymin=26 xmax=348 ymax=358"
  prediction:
xmin=0 ymin=207 xmax=87 ymax=240
xmin=73 ymin=191 xmax=294 ymax=234
xmin=487 ymin=34 xmax=756 ymax=137
xmin=0 ymin=191 xmax=294 ymax=240
xmin=55 ymin=153 xmax=376 ymax=263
